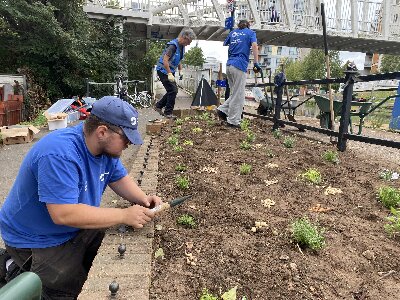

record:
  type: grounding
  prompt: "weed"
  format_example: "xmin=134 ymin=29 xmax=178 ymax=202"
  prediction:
xmin=239 ymin=163 xmax=252 ymax=175
xmin=272 ymin=129 xmax=282 ymax=139
xmin=199 ymin=289 xmax=218 ymax=300
xmin=183 ymin=140 xmax=193 ymax=146
xmin=291 ymin=217 xmax=325 ymax=250
xmin=283 ymin=136 xmax=295 ymax=148
xmin=192 ymin=127 xmax=203 ymax=133
xmin=177 ymin=214 xmax=196 ymax=228
xmin=240 ymin=140 xmax=251 ymax=150
xmin=240 ymin=119 xmax=250 ymax=131
xmin=175 ymin=164 xmax=187 ymax=172
xmin=384 ymin=207 xmax=400 ymax=237
xmin=246 ymin=131 xmax=256 ymax=143
xmin=377 ymin=186 xmax=400 ymax=209
xmin=173 ymin=126 xmax=182 ymax=134
xmin=301 ymin=168 xmax=322 ymax=184
xmin=175 ymin=118 xmax=184 ymax=125
xmin=379 ymin=169 xmax=393 ymax=181
xmin=173 ymin=145 xmax=183 ymax=152
xmin=167 ymin=135 xmax=179 ymax=145
xmin=266 ymin=149 xmax=275 ymax=158
xmin=322 ymin=150 xmax=339 ymax=164
xmin=176 ymin=175 xmax=190 ymax=189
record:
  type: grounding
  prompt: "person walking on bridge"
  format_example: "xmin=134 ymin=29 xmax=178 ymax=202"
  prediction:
xmin=216 ymin=19 xmax=261 ymax=128
xmin=0 ymin=96 xmax=162 ymax=299
xmin=154 ymin=28 xmax=196 ymax=119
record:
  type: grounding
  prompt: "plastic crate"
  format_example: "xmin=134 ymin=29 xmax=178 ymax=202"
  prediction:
xmin=67 ymin=111 xmax=80 ymax=123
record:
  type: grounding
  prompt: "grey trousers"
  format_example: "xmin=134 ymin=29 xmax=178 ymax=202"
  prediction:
xmin=217 ymin=65 xmax=247 ymax=126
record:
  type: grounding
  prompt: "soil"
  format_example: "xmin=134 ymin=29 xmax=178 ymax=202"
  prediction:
xmin=150 ymin=114 xmax=400 ymax=300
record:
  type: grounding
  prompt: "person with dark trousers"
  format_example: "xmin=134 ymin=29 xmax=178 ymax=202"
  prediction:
xmin=216 ymin=19 xmax=261 ymax=127
xmin=154 ymin=28 xmax=196 ymax=119
xmin=0 ymin=96 xmax=162 ymax=299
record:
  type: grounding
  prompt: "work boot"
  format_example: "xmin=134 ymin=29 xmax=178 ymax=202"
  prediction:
xmin=164 ymin=114 xmax=177 ymax=120
xmin=153 ymin=105 xmax=164 ymax=116
xmin=215 ymin=109 xmax=227 ymax=121
xmin=226 ymin=122 xmax=241 ymax=129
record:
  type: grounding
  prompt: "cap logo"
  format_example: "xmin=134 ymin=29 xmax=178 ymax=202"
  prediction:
xmin=131 ymin=116 xmax=137 ymax=126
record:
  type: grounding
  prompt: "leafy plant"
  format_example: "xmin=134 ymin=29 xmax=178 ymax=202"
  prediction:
xmin=173 ymin=126 xmax=182 ymax=134
xmin=384 ymin=207 xmax=400 ymax=237
xmin=206 ymin=119 xmax=215 ymax=126
xmin=377 ymin=186 xmax=400 ymax=209
xmin=175 ymin=164 xmax=187 ymax=172
xmin=175 ymin=118 xmax=184 ymax=125
xmin=246 ymin=131 xmax=255 ymax=143
xmin=177 ymin=214 xmax=196 ymax=228
xmin=167 ymin=135 xmax=179 ymax=145
xmin=173 ymin=145 xmax=183 ymax=152
xmin=20 ymin=110 xmax=47 ymax=127
xmin=379 ymin=169 xmax=393 ymax=181
xmin=199 ymin=288 xmax=218 ymax=300
xmin=183 ymin=140 xmax=193 ymax=146
xmin=183 ymin=116 xmax=191 ymax=121
xmin=176 ymin=175 xmax=190 ymax=189
xmin=197 ymin=112 xmax=211 ymax=121
xmin=192 ymin=127 xmax=203 ymax=133
xmin=322 ymin=150 xmax=339 ymax=164
xmin=291 ymin=217 xmax=325 ymax=250
xmin=301 ymin=168 xmax=322 ymax=184
xmin=272 ymin=129 xmax=282 ymax=139
xmin=240 ymin=119 xmax=250 ymax=131
xmin=239 ymin=163 xmax=252 ymax=175
xmin=240 ymin=141 xmax=251 ymax=150
xmin=283 ymin=136 xmax=295 ymax=148
xmin=266 ymin=149 xmax=275 ymax=158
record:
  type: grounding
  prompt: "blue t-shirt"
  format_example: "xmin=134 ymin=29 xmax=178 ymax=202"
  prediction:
xmin=224 ymin=28 xmax=257 ymax=72
xmin=0 ymin=123 xmax=127 ymax=248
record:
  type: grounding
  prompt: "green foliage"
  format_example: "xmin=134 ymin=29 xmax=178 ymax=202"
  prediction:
xmin=283 ymin=136 xmax=295 ymax=148
xmin=301 ymin=168 xmax=322 ymax=184
xmin=284 ymin=58 xmax=303 ymax=81
xmin=239 ymin=163 xmax=252 ymax=175
xmin=192 ymin=127 xmax=203 ymax=133
xmin=379 ymin=169 xmax=393 ymax=181
xmin=367 ymin=110 xmax=387 ymax=129
xmin=183 ymin=140 xmax=193 ymax=146
xmin=322 ymin=150 xmax=339 ymax=164
xmin=240 ymin=119 xmax=250 ymax=131
xmin=175 ymin=164 xmax=187 ymax=172
xmin=197 ymin=112 xmax=211 ymax=121
xmin=380 ymin=55 xmax=400 ymax=73
xmin=175 ymin=118 xmax=184 ymax=125
xmin=177 ymin=214 xmax=196 ymax=228
xmin=173 ymin=145 xmax=183 ymax=152
xmin=176 ymin=175 xmax=190 ymax=189
xmin=167 ymin=135 xmax=179 ymax=145
xmin=173 ymin=126 xmax=182 ymax=134
xmin=240 ymin=140 xmax=251 ymax=150
xmin=384 ymin=207 xmax=400 ymax=238
xmin=246 ymin=131 xmax=255 ymax=143
xmin=183 ymin=116 xmax=191 ymax=121
xmin=199 ymin=289 xmax=218 ymax=300
xmin=291 ymin=217 xmax=326 ymax=250
xmin=377 ymin=186 xmax=400 ymax=209
xmin=182 ymin=46 xmax=205 ymax=67
xmin=301 ymin=49 xmax=342 ymax=80
xmin=20 ymin=110 xmax=47 ymax=127
xmin=272 ymin=129 xmax=282 ymax=139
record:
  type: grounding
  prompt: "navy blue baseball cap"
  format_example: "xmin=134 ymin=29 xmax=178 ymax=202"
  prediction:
xmin=91 ymin=96 xmax=143 ymax=145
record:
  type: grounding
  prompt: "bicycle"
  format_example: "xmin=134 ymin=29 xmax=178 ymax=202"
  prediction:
xmin=115 ymin=76 xmax=152 ymax=108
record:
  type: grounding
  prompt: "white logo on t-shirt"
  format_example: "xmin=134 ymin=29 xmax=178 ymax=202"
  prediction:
xmin=100 ymin=172 xmax=109 ymax=182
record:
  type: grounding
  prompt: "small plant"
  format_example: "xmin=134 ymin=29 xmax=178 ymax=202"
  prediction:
xmin=175 ymin=118 xmax=184 ymax=125
xmin=379 ymin=169 xmax=393 ymax=181
xmin=198 ymin=112 xmax=211 ymax=121
xmin=206 ymin=119 xmax=215 ymax=126
xmin=239 ymin=163 xmax=252 ymax=175
xmin=291 ymin=217 xmax=325 ymax=250
xmin=20 ymin=110 xmax=47 ymax=127
xmin=192 ymin=127 xmax=203 ymax=133
xmin=246 ymin=131 xmax=256 ymax=143
xmin=272 ymin=129 xmax=282 ymax=139
xmin=167 ymin=135 xmax=179 ymax=145
xmin=175 ymin=164 xmax=187 ymax=172
xmin=183 ymin=116 xmax=191 ymax=121
xmin=240 ymin=118 xmax=250 ymax=131
xmin=322 ymin=150 xmax=339 ymax=164
xmin=283 ymin=136 xmax=295 ymax=148
xmin=177 ymin=214 xmax=196 ymax=228
xmin=183 ymin=140 xmax=193 ymax=146
xmin=176 ymin=175 xmax=190 ymax=189
xmin=240 ymin=140 xmax=251 ymax=150
xmin=266 ymin=149 xmax=275 ymax=158
xmin=199 ymin=288 xmax=218 ymax=300
xmin=301 ymin=168 xmax=322 ymax=184
xmin=384 ymin=207 xmax=400 ymax=238
xmin=377 ymin=186 xmax=400 ymax=209
xmin=173 ymin=145 xmax=183 ymax=152
xmin=173 ymin=126 xmax=182 ymax=134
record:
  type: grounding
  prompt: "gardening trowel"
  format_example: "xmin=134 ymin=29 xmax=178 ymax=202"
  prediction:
xmin=151 ymin=195 xmax=192 ymax=214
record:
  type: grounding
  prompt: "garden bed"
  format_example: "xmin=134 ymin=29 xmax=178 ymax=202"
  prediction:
xmin=150 ymin=113 xmax=400 ymax=300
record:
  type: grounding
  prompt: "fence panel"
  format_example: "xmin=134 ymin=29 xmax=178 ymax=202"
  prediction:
xmin=0 ymin=101 xmax=23 ymax=126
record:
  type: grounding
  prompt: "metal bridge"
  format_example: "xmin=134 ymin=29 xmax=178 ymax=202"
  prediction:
xmin=84 ymin=0 xmax=400 ymax=54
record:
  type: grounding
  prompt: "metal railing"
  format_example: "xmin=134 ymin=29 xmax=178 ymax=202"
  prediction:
xmin=0 ymin=272 xmax=42 ymax=300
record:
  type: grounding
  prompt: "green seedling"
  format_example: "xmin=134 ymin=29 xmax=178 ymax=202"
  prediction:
xmin=183 ymin=116 xmax=191 ymax=121
xmin=173 ymin=126 xmax=182 ymax=134
xmin=173 ymin=145 xmax=183 ymax=152
xmin=206 ymin=119 xmax=215 ymax=126
xmin=240 ymin=119 xmax=250 ymax=131
xmin=197 ymin=112 xmax=211 ymax=121
xmin=240 ymin=140 xmax=251 ymax=150
xmin=384 ymin=207 xmax=400 ymax=238
xmin=377 ymin=186 xmax=400 ymax=209
xmin=272 ymin=129 xmax=282 ymax=139
xmin=199 ymin=289 xmax=218 ymax=300
xmin=301 ymin=168 xmax=322 ymax=184
xmin=246 ymin=131 xmax=256 ymax=143
xmin=266 ymin=149 xmax=275 ymax=158
xmin=167 ymin=135 xmax=179 ymax=145
xmin=379 ymin=169 xmax=393 ymax=181
xmin=175 ymin=164 xmax=187 ymax=172
xmin=239 ymin=163 xmax=252 ymax=175
xmin=322 ymin=150 xmax=339 ymax=164
xmin=183 ymin=140 xmax=193 ymax=146
xmin=176 ymin=175 xmax=190 ymax=189
xmin=192 ymin=127 xmax=203 ymax=133
xmin=291 ymin=217 xmax=325 ymax=251
xmin=175 ymin=118 xmax=184 ymax=125
xmin=283 ymin=136 xmax=295 ymax=148
xmin=177 ymin=214 xmax=196 ymax=228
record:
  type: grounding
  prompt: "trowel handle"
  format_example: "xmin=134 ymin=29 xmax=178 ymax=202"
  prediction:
xmin=151 ymin=202 xmax=171 ymax=213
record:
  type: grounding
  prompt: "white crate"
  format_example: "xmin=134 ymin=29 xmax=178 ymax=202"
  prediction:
xmin=48 ymin=118 xmax=67 ymax=130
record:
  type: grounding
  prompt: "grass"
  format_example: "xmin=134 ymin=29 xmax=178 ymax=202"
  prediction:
xmin=384 ymin=207 xmax=400 ymax=238
xmin=377 ymin=186 xmax=400 ymax=209
xmin=176 ymin=175 xmax=190 ymax=189
xmin=175 ymin=164 xmax=187 ymax=172
xmin=322 ymin=150 xmax=339 ymax=164
xmin=177 ymin=214 xmax=196 ymax=228
xmin=301 ymin=168 xmax=322 ymax=184
xmin=239 ymin=163 xmax=252 ymax=175
xmin=291 ymin=217 xmax=326 ymax=251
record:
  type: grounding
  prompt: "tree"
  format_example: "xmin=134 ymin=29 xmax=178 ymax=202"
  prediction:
xmin=283 ymin=58 xmax=303 ymax=81
xmin=380 ymin=55 xmax=400 ymax=73
xmin=182 ymin=46 xmax=205 ymax=67
xmin=301 ymin=49 xmax=342 ymax=80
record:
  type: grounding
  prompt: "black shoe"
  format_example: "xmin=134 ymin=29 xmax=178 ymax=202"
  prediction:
xmin=215 ymin=109 xmax=227 ymax=121
xmin=226 ymin=122 xmax=240 ymax=128
xmin=154 ymin=105 xmax=164 ymax=116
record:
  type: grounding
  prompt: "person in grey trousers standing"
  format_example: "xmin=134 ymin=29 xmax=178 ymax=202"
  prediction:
xmin=216 ymin=20 xmax=261 ymax=127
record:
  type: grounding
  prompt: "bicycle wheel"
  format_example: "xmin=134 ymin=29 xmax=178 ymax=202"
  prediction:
xmin=139 ymin=93 xmax=152 ymax=108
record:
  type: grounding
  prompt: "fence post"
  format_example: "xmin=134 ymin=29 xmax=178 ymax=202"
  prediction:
xmin=273 ymin=85 xmax=283 ymax=131
xmin=85 ymin=78 xmax=90 ymax=97
xmin=337 ymin=71 xmax=357 ymax=151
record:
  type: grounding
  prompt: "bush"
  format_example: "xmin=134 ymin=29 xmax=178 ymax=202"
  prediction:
xmin=291 ymin=217 xmax=325 ymax=250
xmin=377 ymin=186 xmax=400 ymax=209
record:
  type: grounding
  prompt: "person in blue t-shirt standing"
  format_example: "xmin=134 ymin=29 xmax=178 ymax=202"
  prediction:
xmin=0 ymin=96 xmax=162 ymax=299
xmin=216 ymin=20 xmax=261 ymax=127
xmin=154 ymin=28 xmax=196 ymax=119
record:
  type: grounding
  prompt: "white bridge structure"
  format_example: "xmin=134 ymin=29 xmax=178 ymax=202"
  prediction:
xmin=84 ymin=0 xmax=400 ymax=54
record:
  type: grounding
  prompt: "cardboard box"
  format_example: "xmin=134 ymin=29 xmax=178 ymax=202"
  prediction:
xmin=146 ymin=119 xmax=168 ymax=135
xmin=0 ymin=125 xmax=40 ymax=145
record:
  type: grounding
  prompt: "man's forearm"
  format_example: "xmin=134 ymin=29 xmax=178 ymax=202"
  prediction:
xmin=252 ymin=43 xmax=259 ymax=63
xmin=109 ymin=175 xmax=147 ymax=206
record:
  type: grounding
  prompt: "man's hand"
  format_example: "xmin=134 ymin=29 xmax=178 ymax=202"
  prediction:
xmin=168 ymin=73 xmax=175 ymax=82
xmin=253 ymin=62 xmax=262 ymax=73
xmin=142 ymin=195 xmax=162 ymax=209
xmin=122 ymin=205 xmax=155 ymax=228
